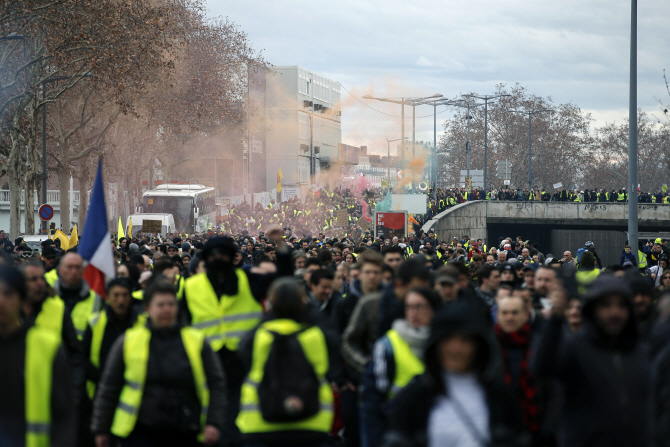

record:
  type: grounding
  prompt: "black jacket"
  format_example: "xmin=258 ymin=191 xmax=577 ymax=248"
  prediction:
xmin=0 ymin=324 xmax=76 ymax=447
xmin=532 ymin=277 xmax=650 ymax=447
xmin=91 ymin=323 xmax=226 ymax=435
xmin=82 ymin=305 xmax=143 ymax=388
xmin=383 ymin=301 xmax=528 ymax=447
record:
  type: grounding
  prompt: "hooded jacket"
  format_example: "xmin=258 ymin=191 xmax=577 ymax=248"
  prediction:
xmin=382 ymin=301 xmax=528 ymax=447
xmin=532 ymin=275 xmax=650 ymax=447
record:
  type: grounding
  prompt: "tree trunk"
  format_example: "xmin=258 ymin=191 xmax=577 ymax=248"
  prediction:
xmin=25 ymin=175 xmax=36 ymax=235
xmin=77 ymin=162 xmax=90 ymax=231
xmin=58 ymin=167 xmax=70 ymax=233
xmin=8 ymin=130 xmax=23 ymax=238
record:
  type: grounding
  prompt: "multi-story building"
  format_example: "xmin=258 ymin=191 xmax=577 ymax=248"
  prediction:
xmin=265 ymin=66 xmax=342 ymax=191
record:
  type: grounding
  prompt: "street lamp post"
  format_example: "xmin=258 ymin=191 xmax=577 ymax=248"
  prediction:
xmin=452 ymin=101 xmax=484 ymax=189
xmin=508 ymin=108 xmax=553 ymax=190
xmin=418 ymin=98 xmax=463 ymax=201
xmin=363 ymin=94 xmax=442 ymax=192
xmin=628 ymin=0 xmax=638 ymax=261
xmin=386 ymin=137 xmax=408 ymax=190
xmin=463 ymin=94 xmax=510 ymax=198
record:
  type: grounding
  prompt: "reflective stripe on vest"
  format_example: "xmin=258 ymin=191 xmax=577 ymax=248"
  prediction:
xmin=386 ymin=329 xmax=425 ymax=398
xmin=184 ymin=270 xmax=261 ymax=351
xmin=110 ymin=326 xmax=209 ymax=441
xmin=236 ymin=319 xmax=333 ymax=434
xmin=35 ymin=296 xmax=65 ymax=336
xmin=638 ymin=250 xmax=648 ymax=268
xmin=65 ymin=291 xmax=102 ymax=340
xmin=26 ymin=326 xmax=61 ymax=447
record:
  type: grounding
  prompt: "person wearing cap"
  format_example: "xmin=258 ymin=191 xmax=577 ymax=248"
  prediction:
xmin=181 ymin=228 xmax=292 ymax=446
xmin=361 ymin=288 xmax=441 ymax=447
xmin=0 ymin=265 xmax=77 ymax=446
xmin=83 ymin=278 xmax=144 ymax=401
xmin=42 ymin=245 xmax=60 ymax=286
xmin=434 ymin=265 xmax=460 ymax=302
xmin=533 ymin=274 xmax=650 ymax=447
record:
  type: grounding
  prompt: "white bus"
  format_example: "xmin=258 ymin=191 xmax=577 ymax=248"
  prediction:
xmin=136 ymin=184 xmax=216 ymax=234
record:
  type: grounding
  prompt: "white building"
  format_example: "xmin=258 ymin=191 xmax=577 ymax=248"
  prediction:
xmin=265 ymin=66 xmax=342 ymax=191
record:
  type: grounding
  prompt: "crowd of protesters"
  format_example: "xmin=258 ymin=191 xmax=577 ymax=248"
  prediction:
xmin=2 ymin=183 xmax=670 ymax=447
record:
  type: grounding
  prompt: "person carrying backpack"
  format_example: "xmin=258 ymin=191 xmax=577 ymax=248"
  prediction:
xmin=237 ymin=277 xmax=343 ymax=447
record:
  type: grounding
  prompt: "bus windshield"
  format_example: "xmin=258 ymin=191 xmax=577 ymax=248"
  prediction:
xmin=142 ymin=196 xmax=193 ymax=232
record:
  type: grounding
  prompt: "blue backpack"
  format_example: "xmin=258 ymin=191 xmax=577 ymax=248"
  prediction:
xmin=576 ymin=247 xmax=587 ymax=262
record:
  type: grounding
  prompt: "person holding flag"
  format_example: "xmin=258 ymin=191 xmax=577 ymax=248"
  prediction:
xmin=117 ymin=217 xmax=125 ymax=244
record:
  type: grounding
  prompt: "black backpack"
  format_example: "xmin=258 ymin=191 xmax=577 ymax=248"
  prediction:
xmin=258 ymin=327 xmax=321 ymax=423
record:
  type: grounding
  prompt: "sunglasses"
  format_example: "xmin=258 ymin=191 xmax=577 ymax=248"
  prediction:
xmin=663 ymin=276 xmax=670 ymax=280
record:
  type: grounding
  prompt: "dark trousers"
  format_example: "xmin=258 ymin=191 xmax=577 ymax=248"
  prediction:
xmin=121 ymin=424 xmax=200 ymax=447
xmin=219 ymin=347 xmax=246 ymax=447
xmin=340 ymin=388 xmax=360 ymax=447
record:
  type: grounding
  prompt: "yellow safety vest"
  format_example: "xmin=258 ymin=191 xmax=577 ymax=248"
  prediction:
xmin=132 ymin=290 xmax=143 ymax=301
xmin=638 ymin=250 xmax=648 ymax=268
xmin=44 ymin=269 xmax=58 ymax=287
xmin=237 ymin=319 xmax=333 ymax=434
xmin=25 ymin=325 xmax=61 ymax=447
xmin=184 ymin=270 xmax=262 ymax=352
xmin=55 ymin=288 xmax=102 ymax=340
xmin=110 ymin=325 xmax=209 ymax=441
xmin=34 ymin=296 xmax=65 ymax=336
xmin=575 ymin=268 xmax=601 ymax=296
xmin=386 ymin=329 xmax=424 ymax=398
xmin=87 ymin=310 xmax=109 ymax=399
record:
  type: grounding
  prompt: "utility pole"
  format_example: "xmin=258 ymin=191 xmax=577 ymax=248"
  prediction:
xmin=628 ymin=0 xmax=638 ymax=261
xmin=463 ymin=93 xmax=510 ymax=196
xmin=508 ymin=108 xmax=553 ymax=190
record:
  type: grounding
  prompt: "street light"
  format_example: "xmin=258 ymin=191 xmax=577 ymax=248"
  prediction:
xmin=463 ymin=93 xmax=510 ymax=198
xmin=628 ymin=0 xmax=638 ymax=261
xmin=385 ymin=137 xmax=408 ymax=190
xmin=452 ymin=100 xmax=484 ymax=189
xmin=363 ymin=93 xmax=442 ymax=157
xmin=363 ymin=94 xmax=442 ymax=192
xmin=508 ymin=108 xmax=553 ymax=190
xmin=418 ymin=97 xmax=463 ymax=201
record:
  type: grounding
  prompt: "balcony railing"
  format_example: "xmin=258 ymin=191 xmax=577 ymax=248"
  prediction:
xmin=0 ymin=190 xmax=81 ymax=205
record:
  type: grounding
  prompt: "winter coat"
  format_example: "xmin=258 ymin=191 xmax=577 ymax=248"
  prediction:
xmin=91 ymin=323 xmax=226 ymax=435
xmin=382 ymin=301 xmax=529 ymax=447
xmin=532 ymin=276 xmax=650 ymax=447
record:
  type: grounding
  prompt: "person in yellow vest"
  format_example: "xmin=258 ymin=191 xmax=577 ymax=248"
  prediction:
xmin=575 ymin=251 xmax=601 ymax=296
xmin=53 ymin=252 xmax=104 ymax=340
xmin=236 ymin=277 xmax=340 ymax=447
xmin=361 ymin=288 xmax=440 ymax=447
xmin=0 ymin=265 xmax=77 ymax=446
xmin=181 ymin=227 xmax=293 ymax=446
xmin=91 ymin=279 xmax=226 ymax=447
xmin=42 ymin=244 xmax=60 ymax=286
xmin=83 ymin=278 xmax=144 ymax=401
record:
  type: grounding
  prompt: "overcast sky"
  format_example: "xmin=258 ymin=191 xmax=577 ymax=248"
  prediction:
xmin=208 ymin=0 xmax=670 ymax=154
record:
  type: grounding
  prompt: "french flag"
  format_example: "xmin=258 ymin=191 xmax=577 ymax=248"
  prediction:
xmin=79 ymin=160 xmax=115 ymax=298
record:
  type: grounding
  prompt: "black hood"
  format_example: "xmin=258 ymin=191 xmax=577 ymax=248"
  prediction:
xmin=581 ymin=273 xmax=637 ymax=350
xmin=424 ymin=301 xmax=500 ymax=393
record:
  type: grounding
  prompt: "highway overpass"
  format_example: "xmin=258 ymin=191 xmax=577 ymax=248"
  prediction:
xmin=423 ymin=201 xmax=670 ymax=267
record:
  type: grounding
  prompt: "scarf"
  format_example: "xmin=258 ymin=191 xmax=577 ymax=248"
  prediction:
xmin=494 ymin=322 xmax=539 ymax=432
xmin=392 ymin=319 xmax=430 ymax=359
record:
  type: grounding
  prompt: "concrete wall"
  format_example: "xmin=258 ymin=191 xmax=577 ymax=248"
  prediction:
xmin=424 ymin=201 xmax=670 ymax=254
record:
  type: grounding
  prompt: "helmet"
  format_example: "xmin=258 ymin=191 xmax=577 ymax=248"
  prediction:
xmin=585 ymin=241 xmax=594 ymax=247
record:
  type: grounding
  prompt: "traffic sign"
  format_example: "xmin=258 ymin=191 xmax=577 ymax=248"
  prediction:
xmin=39 ymin=203 xmax=54 ymax=221
xmin=496 ymin=159 xmax=512 ymax=180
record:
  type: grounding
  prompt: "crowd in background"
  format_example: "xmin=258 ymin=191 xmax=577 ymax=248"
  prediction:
xmin=2 ymin=187 xmax=670 ymax=447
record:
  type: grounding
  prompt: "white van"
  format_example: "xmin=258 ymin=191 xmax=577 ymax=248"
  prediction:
xmin=126 ymin=214 xmax=176 ymax=238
